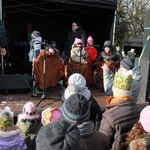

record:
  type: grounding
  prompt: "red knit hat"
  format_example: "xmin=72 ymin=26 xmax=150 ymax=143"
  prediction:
xmin=87 ymin=36 xmax=94 ymax=43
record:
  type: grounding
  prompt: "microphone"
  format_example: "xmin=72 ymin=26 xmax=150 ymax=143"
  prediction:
xmin=85 ymin=45 xmax=100 ymax=48
xmin=94 ymin=45 xmax=100 ymax=48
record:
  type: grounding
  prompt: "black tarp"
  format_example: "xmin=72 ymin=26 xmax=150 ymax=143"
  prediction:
xmin=2 ymin=0 xmax=117 ymax=64
xmin=124 ymin=35 xmax=143 ymax=47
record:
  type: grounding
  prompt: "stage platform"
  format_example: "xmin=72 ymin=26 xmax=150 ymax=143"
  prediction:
xmin=0 ymin=84 xmax=108 ymax=118
xmin=0 ymin=83 xmax=148 ymax=124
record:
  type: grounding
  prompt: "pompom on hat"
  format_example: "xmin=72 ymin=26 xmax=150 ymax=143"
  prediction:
xmin=87 ymin=36 xmax=94 ymax=43
xmin=74 ymin=38 xmax=83 ymax=45
xmin=41 ymin=107 xmax=61 ymax=126
xmin=140 ymin=106 xmax=150 ymax=133
xmin=36 ymin=120 xmax=81 ymax=150
xmin=120 ymin=56 xmax=134 ymax=70
xmin=112 ymin=71 xmax=134 ymax=97
xmin=61 ymin=93 xmax=90 ymax=123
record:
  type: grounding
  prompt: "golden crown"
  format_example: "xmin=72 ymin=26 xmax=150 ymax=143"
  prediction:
xmin=113 ymin=72 xmax=133 ymax=90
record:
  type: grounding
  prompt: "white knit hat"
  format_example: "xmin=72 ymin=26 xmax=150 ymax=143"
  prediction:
xmin=64 ymin=73 xmax=91 ymax=100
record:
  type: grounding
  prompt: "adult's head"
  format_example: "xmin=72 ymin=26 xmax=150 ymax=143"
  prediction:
xmin=61 ymin=93 xmax=90 ymax=124
xmin=72 ymin=21 xmax=81 ymax=31
xmin=36 ymin=120 xmax=81 ymax=150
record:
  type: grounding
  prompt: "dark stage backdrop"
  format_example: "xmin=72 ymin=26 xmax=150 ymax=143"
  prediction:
xmin=2 ymin=0 xmax=117 ymax=73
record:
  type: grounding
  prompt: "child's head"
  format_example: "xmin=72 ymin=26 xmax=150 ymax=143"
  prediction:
xmin=22 ymin=101 xmax=37 ymax=116
xmin=41 ymin=107 xmax=61 ymax=126
xmin=31 ymin=31 xmax=41 ymax=39
xmin=87 ymin=36 xmax=94 ymax=46
xmin=73 ymin=38 xmax=84 ymax=48
xmin=36 ymin=120 xmax=81 ymax=150
xmin=61 ymin=93 xmax=90 ymax=124
xmin=103 ymin=40 xmax=113 ymax=53
xmin=140 ymin=106 xmax=150 ymax=133
xmin=0 ymin=108 xmax=14 ymax=131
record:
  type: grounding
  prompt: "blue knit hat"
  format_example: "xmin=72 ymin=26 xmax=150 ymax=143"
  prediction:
xmin=61 ymin=93 xmax=90 ymax=123
xmin=120 ymin=56 xmax=134 ymax=70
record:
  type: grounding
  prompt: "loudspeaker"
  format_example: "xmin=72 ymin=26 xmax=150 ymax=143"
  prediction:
xmin=0 ymin=74 xmax=31 ymax=91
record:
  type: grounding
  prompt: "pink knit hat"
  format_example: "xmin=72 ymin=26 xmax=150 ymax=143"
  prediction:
xmin=22 ymin=101 xmax=37 ymax=116
xmin=140 ymin=106 xmax=150 ymax=133
xmin=41 ymin=107 xmax=61 ymax=126
xmin=87 ymin=36 xmax=94 ymax=43
xmin=74 ymin=38 xmax=83 ymax=45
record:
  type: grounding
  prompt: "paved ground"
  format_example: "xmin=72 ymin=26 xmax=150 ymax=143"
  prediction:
xmin=0 ymin=84 xmax=108 ymax=117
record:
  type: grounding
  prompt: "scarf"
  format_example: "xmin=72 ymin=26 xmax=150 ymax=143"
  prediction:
xmin=78 ymin=121 xmax=94 ymax=137
xmin=106 ymin=96 xmax=133 ymax=110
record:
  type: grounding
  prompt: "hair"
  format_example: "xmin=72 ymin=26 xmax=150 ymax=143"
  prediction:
xmin=128 ymin=138 xmax=147 ymax=150
xmin=126 ymin=121 xmax=147 ymax=144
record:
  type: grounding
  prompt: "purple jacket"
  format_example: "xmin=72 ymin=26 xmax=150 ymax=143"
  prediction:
xmin=0 ymin=128 xmax=27 ymax=150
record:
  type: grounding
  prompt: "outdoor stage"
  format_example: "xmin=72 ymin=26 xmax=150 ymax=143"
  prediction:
xmin=0 ymin=84 xmax=108 ymax=120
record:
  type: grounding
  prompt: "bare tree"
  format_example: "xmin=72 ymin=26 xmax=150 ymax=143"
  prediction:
xmin=115 ymin=0 xmax=149 ymax=47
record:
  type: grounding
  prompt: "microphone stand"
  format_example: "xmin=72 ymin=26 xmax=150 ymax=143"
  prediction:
xmin=36 ymin=43 xmax=49 ymax=107
xmin=36 ymin=42 xmax=62 ymax=107
xmin=79 ymin=46 xmax=82 ymax=73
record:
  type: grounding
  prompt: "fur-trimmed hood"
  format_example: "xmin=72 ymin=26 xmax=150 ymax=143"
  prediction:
xmin=0 ymin=125 xmax=22 ymax=138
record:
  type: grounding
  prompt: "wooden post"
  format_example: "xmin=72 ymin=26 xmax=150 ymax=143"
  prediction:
xmin=138 ymin=9 xmax=150 ymax=102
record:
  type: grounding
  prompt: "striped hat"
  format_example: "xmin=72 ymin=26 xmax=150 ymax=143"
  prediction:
xmin=61 ymin=93 xmax=90 ymax=123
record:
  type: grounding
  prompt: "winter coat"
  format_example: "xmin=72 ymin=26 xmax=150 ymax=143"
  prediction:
xmin=99 ymin=97 xmax=147 ymax=150
xmin=28 ymin=37 xmax=42 ymax=62
xmin=33 ymin=50 xmax=63 ymax=89
xmin=0 ymin=126 xmax=27 ymax=150
xmin=103 ymin=66 xmax=142 ymax=103
xmin=81 ymin=131 xmax=110 ymax=150
xmin=63 ymin=87 xmax=102 ymax=130
xmin=0 ymin=20 xmax=7 ymax=48
xmin=70 ymin=46 xmax=89 ymax=64
xmin=16 ymin=114 xmax=42 ymax=150
xmin=85 ymin=47 xmax=98 ymax=64
xmin=65 ymin=46 xmax=93 ymax=84
xmin=64 ymin=26 xmax=87 ymax=57
xmin=96 ymin=50 xmax=120 ymax=63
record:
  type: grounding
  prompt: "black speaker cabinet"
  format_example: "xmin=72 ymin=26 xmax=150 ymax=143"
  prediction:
xmin=0 ymin=74 xmax=31 ymax=91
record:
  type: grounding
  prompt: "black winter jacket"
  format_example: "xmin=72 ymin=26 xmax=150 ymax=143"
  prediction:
xmin=64 ymin=26 xmax=87 ymax=57
xmin=99 ymin=100 xmax=147 ymax=150
xmin=0 ymin=20 xmax=7 ymax=48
